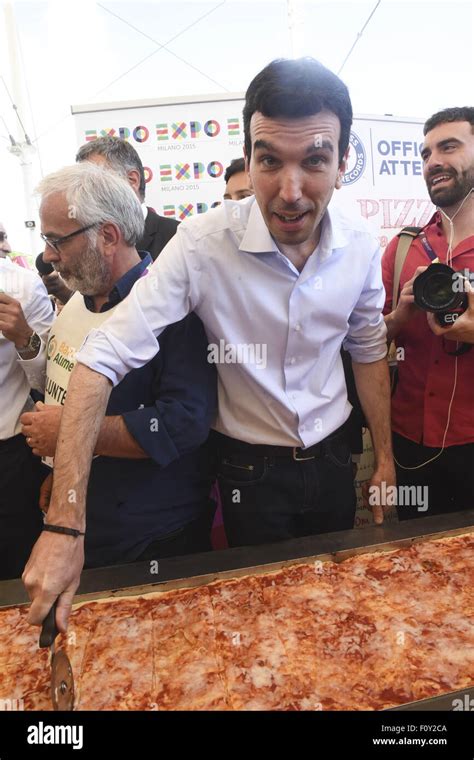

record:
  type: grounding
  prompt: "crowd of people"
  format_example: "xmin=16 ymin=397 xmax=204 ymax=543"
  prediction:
xmin=0 ymin=58 xmax=472 ymax=635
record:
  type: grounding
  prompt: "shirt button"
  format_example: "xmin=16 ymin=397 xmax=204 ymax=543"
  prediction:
xmin=292 ymin=393 xmax=297 ymax=400
xmin=434 ymin=360 xmax=439 ymax=365
xmin=295 ymin=324 xmax=301 ymax=331
xmin=429 ymin=392 xmax=435 ymax=397
xmin=290 ymin=357 xmax=296 ymax=365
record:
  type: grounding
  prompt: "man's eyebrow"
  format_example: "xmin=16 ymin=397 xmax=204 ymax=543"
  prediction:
xmin=253 ymin=138 xmax=334 ymax=154
xmin=437 ymin=137 xmax=462 ymax=148
xmin=253 ymin=139 xmax=276 ymax=153
xmin=306 ymin=140 xmax=334 ymax=154
xmin=422 ymin=137 xmax=463 ymax=156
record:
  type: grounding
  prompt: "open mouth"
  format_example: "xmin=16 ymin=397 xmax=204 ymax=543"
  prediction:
xmin=273 ymin=211 xmax=309 ymax=225
xmin=430 ymin=174 xmax=453 ymax=188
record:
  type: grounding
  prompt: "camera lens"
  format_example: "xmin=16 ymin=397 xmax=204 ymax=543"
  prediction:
xmin=413 ymin=263 xmax=465 ymax=312
xmin=423 ymin=273 xmax=458 ymax=309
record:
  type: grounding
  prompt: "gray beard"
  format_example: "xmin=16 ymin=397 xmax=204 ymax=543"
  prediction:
xmin=54 ymin=244 xmax=110 ymax=296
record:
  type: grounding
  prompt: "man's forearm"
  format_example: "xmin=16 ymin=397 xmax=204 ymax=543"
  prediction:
xmin=95 ymin=416 xmax=147 ymax=458
xmin=47 ymin=364 xmax=112 ymax=531
xmin=352 ymin=358 xmax=393 ymax=466
xmin=384 ymin=311 xmax=403 ymax=345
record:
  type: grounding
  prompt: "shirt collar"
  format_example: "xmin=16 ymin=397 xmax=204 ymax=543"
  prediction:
xmin=239 ymin=198 xmax=349 ymax=262
xmin=84 ymin=250 xmax=152 ymax=313
xmin=239 ymin=199 xmax=279 ymax=254
xmin=141 ymin=203 xmax=148 ymax=220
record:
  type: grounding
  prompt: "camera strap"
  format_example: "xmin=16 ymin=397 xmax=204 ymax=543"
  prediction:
xmin=418 ymin=231 xmax=439 ymax=263
xmin=391 ymin=227 xmax=423 ymax=311
xmin=388 ymin=227 xmax=422 ymax=393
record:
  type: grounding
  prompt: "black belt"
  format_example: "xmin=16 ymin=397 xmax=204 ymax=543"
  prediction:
xmin=213 ymin=420 xmax=349 ymax=461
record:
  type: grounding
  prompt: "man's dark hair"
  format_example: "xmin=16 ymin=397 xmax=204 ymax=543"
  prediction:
xmin=423 ymin=107 xmax=474 ymax=136
xmin=76 ymin=136 xmax=146 ymax=201
xmin=243 ymin=57 xmax=353 ymax=164
xmin=224 ymin=157 xmax=246 ymax=184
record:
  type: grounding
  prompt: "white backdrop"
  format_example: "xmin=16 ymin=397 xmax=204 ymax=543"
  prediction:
xmin=72 ymin=95 xmax=435 ymax=248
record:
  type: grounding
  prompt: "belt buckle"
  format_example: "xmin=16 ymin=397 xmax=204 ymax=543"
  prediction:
xmin=292 ymin=446 xmax=315 ymax=461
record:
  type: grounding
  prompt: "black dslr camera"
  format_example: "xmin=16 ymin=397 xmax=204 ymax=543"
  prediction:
xmin=413 ymin=263 xmax=468 ymax=326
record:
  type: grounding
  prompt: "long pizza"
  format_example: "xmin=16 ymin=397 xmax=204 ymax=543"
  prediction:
xmin=1 ymin=532 xmax=473 ymax=710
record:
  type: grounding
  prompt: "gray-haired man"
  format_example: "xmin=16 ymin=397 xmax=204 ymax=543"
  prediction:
xmin=21 ymin=162 xmax=216 ymax=570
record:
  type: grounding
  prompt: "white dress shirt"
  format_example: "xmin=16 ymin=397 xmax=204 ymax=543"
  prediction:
xmin=0 ymin=258 xmax=53 ymax=439
xmin=77 ymin=197 xmax=387 ymax=447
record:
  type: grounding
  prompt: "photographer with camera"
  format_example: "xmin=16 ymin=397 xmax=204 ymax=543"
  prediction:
xmin=382 ymin=107 xmax=474 ymax=520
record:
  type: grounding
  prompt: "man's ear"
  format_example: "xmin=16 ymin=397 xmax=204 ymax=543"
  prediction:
xmin=127 ymin=169 xmax=141 ymax=198
xmin=335 ymin=147 xmax=349 ymax=189
xmin=100 ymin=222 xmax=121 ymax=252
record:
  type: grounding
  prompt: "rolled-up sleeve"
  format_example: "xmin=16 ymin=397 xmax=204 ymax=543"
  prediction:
xmin=343 ymin=243 xmax=388 ymax=363
xmin=76 ymin=227 xmax=199 ymax=386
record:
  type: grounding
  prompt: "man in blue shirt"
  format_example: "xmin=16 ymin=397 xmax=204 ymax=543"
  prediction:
xmin=24 ymin=58 xmax=395 ymax=632
xmin=21 ymin=163 xmax=216 ymax=567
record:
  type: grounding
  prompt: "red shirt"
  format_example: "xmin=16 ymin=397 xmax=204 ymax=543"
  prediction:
xmin=382 ymin=211 xmax=474 ymax=447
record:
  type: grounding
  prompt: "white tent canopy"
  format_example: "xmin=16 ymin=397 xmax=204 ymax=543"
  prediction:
xmin=0 ymin=0 xmax=473 ymax=255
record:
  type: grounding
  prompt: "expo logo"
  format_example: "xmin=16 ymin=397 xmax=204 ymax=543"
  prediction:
xmin=84 ymin=117 xmax=241 ymax=145
xmin=342 ymin=131 xmax=366 ymax=186
xmin=163 ymin=201 xmax=221 ymax=220
xmin=159 ymin=161 xmax=225 ymax=182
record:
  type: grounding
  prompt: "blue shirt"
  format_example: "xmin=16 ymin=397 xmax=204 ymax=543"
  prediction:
xmin=83 ymin=252 xmax=217 ymax=566
xmin=77 ymin=198 xmax=387 ymax=448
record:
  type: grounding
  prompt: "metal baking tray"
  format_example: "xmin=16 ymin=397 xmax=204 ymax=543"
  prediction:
xmin=1 ymin=509 xmax=473 ymax=711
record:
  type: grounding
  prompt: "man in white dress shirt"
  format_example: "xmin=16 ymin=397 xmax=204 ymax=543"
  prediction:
xmin=0 ymin=257 xmax=53 ymax=578
xmin=24 ymin=57 xmax=395 ymax=631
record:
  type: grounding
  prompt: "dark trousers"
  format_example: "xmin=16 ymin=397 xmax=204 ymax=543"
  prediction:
xmin=0 ymin=434 xmax=45 ymax=580
xmin=393 ymin=432 xmax=474 ymax=521
xmin=214 ymin=427 xmax=356 ymax=547
xmin=135 ymin=500 xmax=216 ymax=562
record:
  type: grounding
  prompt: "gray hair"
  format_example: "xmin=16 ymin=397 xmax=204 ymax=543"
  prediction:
xmin=36 ymin=162 xmax=144 ymax=247
xmin=76 ymin=136 xmax=146 ymax=200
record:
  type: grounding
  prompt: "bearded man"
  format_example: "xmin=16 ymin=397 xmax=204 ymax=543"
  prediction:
xmin=21 ymin=162 xmax=217 ymax=568
xmin=382 ymin=107 xmax=474 ymax=520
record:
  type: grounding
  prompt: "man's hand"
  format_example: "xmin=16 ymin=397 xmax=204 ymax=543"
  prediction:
xmin=385 ymin=266 xmax=428 ymax=343
xmin=0 ymin=292 xmax=34 ymax=348
xmin=23 ymin=531 xmax=84 ymax=632
xmin=427 ymin=281 xmax=474 ymax=343
xmin=362 ymin=460 xmax=397 ymax=525
xmin=39 ymin=472 xmax=53 ymax=513
xmin=21 ymin=401 xmax=62 ymax=457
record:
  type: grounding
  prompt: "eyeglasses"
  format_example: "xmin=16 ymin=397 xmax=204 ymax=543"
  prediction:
xmin=40 ymin=223 xmax=97 ymax=253
xmin=0 ymin=232 xmax=7 ymax=242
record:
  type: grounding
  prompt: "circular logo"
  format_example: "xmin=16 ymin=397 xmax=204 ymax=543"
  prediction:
xmin=47 ymin=335 xmax=57 ymax=360
xmin=343 ymin=131 xmax=366 ymax=186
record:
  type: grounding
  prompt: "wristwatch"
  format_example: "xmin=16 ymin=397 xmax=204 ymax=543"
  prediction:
xmin=17 ymin=331 xmax=42 ymax=358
